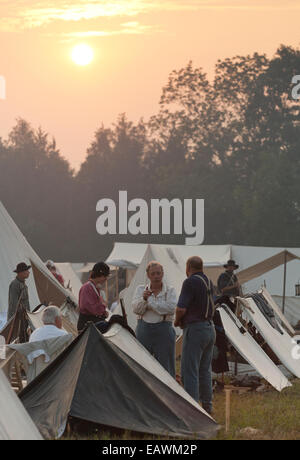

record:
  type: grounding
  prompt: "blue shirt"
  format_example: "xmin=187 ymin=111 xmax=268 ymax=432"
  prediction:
xmin=177 ymin=272 xmax=214 ymax=327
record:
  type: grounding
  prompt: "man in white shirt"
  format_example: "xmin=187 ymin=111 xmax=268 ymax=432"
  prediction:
xmin=132 ymin=261 xmax=177 ymax=377
xmin=29 ymin=306 xmax=68 ymax=342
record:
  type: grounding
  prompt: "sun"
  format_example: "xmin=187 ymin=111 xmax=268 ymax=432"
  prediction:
xmin=71 ymin=44 xmax=94 ymax=66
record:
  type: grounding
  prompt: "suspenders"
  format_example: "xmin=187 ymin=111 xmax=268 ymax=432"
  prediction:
xmin=194 ymin=275 xmax=215 ymax=320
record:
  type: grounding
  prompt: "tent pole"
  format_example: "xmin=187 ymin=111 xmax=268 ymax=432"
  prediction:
xmin=115 ymin=268 xmax=119 ymax=301
xmin=282 ymin=250 xmax=287 ymax=314
xmin=105 ymin=280 xmax=108 ymax=304
xmin=234 ymin=351 xmax=238 ymax=376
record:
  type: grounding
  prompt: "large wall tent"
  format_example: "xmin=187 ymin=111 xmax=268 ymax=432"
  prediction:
xmin=107 ymin=242 xmax=300 ymax=297
xmin=107 ymin=242 xmax=300 ymax=327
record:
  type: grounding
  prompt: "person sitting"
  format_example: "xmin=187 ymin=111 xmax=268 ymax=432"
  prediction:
xmin=46 ymin=260 xmax=65 ymax=287
xmin=77 ymin=262 xmax=110 ymax=332
xmin=29 ymin=306 xmax=68 ymax=342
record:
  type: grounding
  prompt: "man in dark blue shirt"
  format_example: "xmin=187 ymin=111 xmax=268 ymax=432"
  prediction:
xmin=175 ymin=256 xmax=216 ymax=414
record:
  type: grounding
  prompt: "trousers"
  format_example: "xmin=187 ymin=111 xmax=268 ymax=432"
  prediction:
xmin=181 ymin=320 xmax=216 ymax=410
xmin=136 ymin=319 xmax=176 ymax=378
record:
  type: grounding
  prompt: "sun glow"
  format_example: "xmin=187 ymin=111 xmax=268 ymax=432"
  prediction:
xmin=71 ymin=44 xmax=94 ymax=66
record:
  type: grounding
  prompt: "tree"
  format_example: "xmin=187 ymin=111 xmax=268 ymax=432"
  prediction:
xmin=0 ymin=118 xmax=74 ymax=259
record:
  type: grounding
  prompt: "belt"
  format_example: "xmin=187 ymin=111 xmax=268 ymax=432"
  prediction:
xmin=138 ymin=318 xmax=172 ymax=324
xmin=185 ymin=319 xmax=213 ymax=326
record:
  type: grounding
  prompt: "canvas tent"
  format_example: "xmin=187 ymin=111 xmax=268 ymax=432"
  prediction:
xmin=20 ymin=323 xmax=218 ymax=440
xmin=0 ymin=303 xmax=78 ymax=344
xmin=55 ymin=262 xmax=82 ymax=299
xmin=271 ymin=295 xmax=300 ymax=328
xmin=107 ymin=242 xmax=300 ymax=297
xmin=105 ymin=322 xmax=213 ymax=415
xmin=107 ymin=242 xmax=229 ymax=285
xmin=237 ymin=251 xmax=300 ymax=285
xmin=0 ymin=202 xmax=76 ymax=322
xmin=260 ymin=287 xmax=295 ymax=336
xmin=118 ymin=244 xmax=188 ymax=330
xmin=115 ymin=243 xmax=229 ymax=330
xmin=0 ymin=368 xmax=42 ymax=440
xmin=218 ymin=304 xmax=291 ymax=391
xmin=231 ymin=245 xmax=300 ymax=296
xmin=239 ymin=296 xmax=300 ymax=379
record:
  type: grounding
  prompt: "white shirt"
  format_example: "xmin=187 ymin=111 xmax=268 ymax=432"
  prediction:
xmin=110 ymin=301 xmax=118 ymax=313
xmin=29 ymin=325 xmax=68 ymax=342
xmin=132 ymin=283 xmax=177 ymax=324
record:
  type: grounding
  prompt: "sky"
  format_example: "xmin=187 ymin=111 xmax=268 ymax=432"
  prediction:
xmin=0 ymin=0 xmax=300 ymax=170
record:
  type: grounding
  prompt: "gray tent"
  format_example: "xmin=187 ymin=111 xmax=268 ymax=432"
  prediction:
xmin=20 ymin=324 xmax=218 ymax=440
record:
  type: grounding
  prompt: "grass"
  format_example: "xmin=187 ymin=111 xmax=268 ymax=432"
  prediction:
xmin=62 ymin=379 xmax=300 ymax=440
xmin=213 ymin=379 xmax=300 ymax=440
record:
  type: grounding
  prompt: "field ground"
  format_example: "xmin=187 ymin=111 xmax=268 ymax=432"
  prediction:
xmin=213 ymin=378 xmax=300 ymax=440
xmin=63 ymin=379 xmax=300 ymax=441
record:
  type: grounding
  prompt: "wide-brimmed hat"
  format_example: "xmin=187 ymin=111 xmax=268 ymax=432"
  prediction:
xmin=14 ymin=262 xmax=31 ymax=273
xmin=92 ymin=262 xmax=110 ymax=277
xmin=224 ymin=259 xmax=239 ymax=269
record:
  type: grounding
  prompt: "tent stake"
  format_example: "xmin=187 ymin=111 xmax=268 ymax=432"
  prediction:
xmin=225 ymin=388 xmax=231 ymax=432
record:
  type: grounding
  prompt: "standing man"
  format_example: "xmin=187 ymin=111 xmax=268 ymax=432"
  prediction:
xmin=8 ymin=262 xmax=31 ymax=321
xmin=217 ymin=259 xmax=241 ymax=298
xmin=174 ymin=256 xmax=216 ymax=414
xmin=132 ymin=261 xmax=177 ymax=377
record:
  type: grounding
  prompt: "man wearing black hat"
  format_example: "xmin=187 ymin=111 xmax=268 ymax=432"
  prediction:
xmin=217 ymin=260 xmax=241 ymax=298
xmin=7 ymin=262 xmax=31 ymax=321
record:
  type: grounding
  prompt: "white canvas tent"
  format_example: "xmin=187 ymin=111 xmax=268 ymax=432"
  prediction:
xmin=0 ymin=202 xmax=77 ymax=321
xmin=108 ymin=242 xmax=229 ymax=287
xmin=107 ymin=242 xmax=230 ymax=268
xmin=117 ymin=243 xmax=230 ymax=330
xmin=119 ymin=244 xmax=185 ymax=330
xmin=104 ymin=323 xmax=215 ymax=419
xmin=107 ymin=242 xmax=300 ymax=297
xmin=0 ymin=368 xmax=42 ymax=440
xmin=107 ymin=243 xmax=149 ymax=266
xmin=239 ymin=297 xmax=300 ymax=378
xmin=55 ymin=262 xmax=82 ymax=299
xmin=260 ymin=287 xmax=295 ymax=336
xmin=272 ymin=295 xmax=300 ymax=328
xmin=232 ymin=245 xmax=300 ymax=296
xmin=218 ymin=305 xmax=291 ymax=391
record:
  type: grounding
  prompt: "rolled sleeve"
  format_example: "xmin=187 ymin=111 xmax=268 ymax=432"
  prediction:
xmin=132 ymin=285 xmax=148 ymax=316
xmin=147 ymin=286 xmax=177 ymax=315
xmin=177 ymin=278 xmax=194 ymax=310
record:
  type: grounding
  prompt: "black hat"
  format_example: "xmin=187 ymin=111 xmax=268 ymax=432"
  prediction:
xmin=14 ymin=262 xmax=31 ymax=273
xmin=91 ymin=262 xmax=110 ymax=278
xmin=224 ymin=259 xmax=239 ymax=269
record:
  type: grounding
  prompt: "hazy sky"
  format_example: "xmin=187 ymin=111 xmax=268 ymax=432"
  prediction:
xmin=0 ymin=0 xmax=300 ymax=169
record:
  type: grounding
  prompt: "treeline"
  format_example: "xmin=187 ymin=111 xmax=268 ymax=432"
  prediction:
xmin=1 ymin=45 xmax=300 ymax=262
